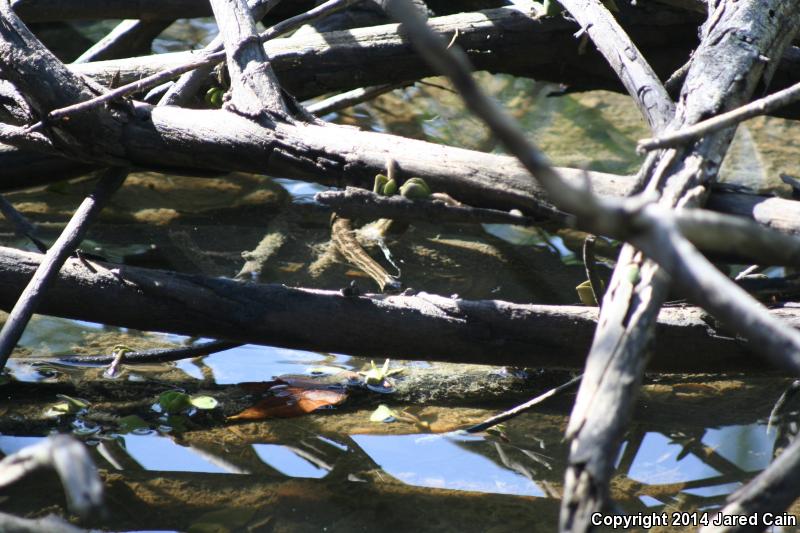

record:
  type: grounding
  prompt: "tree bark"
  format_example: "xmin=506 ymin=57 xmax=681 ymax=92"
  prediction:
xmin=0 ymin=246 xmax=798 ymax=375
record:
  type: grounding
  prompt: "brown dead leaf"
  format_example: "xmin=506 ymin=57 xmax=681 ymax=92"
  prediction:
xmin=228 ymin=387 xmax=348 ymax=420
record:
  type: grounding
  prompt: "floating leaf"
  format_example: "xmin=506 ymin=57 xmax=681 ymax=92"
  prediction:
xmin=190 ymin=396 xmax=219 ymax=410
xmin=117 ymin=415 xmax=149 ymax=433
xmin=359 ymin=359 xmax=403 ymax=388
xmin=228 ymin=387 xmax=347 ymax=421
xmin=57 ymin=394 xmax=90 ymax=410
xmin=157 ymin=391 xmax=192 ymax=414
xmin=370 ymin=404 xmax=398 ymax=423
xmin=47 ymin=394 xmax=90 ymax=416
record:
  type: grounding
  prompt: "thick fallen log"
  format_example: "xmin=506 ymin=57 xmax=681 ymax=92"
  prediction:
xmin=65 ymin=5 xmax=800 ymax=120
xmin=0 ymin=246 xmax=797 ymax=374
xmin=10 ymin=0 xmax=504 ymax=23
xmin=67 ymin=6 xmax=703 ymax=100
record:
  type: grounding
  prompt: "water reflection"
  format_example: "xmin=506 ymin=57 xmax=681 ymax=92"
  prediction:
xmin=353 ymin=433 xmax=546 ymax=497
xmin=117 ymin=434 xmax=230 ymax=474
xmin=253 ymin=443 xmax=330 ymax=478
xmin=182 ymin=344 xmax=354 ymax=384
xmin=628 ymin=432 xmax=723 ymax=485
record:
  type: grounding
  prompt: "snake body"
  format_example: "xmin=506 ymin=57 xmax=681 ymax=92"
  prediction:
xmin=330 ymin=160 xmax=443 ymax=293
xmin=331 ymin=214 xmax=401 ymax=293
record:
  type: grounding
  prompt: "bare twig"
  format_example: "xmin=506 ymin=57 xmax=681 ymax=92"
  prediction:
xmin=465 ymin=374 xmax=582 ymax=433
xmin=58 ymin=340 xmax=241 ymax=365
xmin=639 ymin=80 xmax=800 ymax=152
xmin=377 ymin=2 xmax=800 ymax=531
xmin=0 ymin=167 xmax=127 ymax=370
xmin=25 ymin=0 xmax=365 ymax=130
xmin=307 ymin=83 xmax=408 ymax=116
xmin=581 ymin=236 xmax=604 ymax=308
xmin=315 ymin=187 xmax=542 ymax=225
xmin=2 ymin=246 xmax=799 ymax=373
xmin=379 ymin=0 xmax=631 ymax=236
xmin=634 ymin=205 xmax=800 ymax=374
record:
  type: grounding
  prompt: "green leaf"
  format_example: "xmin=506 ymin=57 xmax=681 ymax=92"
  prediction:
xmin=53 ymin=394 xmax=90 ymax=414
xmin=157 ymin=390 xmax=192 ymax=414
xmin=45 ymin=395 xmax=90 ymax=417
xmin=189 ymin=395 xmax=219 ymax=410
xmin=370 ymin=404 xmax=398 ymax=423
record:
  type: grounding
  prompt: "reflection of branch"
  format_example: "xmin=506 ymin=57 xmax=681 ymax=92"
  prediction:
xmin=699 ymin=434 xmax=800 ymax=533
xmin=0 ymin=512 xmax=88 ymax=533
xmin=466 ymin=375 xmax=582 ymax=433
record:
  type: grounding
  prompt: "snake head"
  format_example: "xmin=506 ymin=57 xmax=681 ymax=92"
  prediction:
xmin=373 ymin=174 xmax=397 ymax=196
xmin=399 ymin=177 xmax=432 ymax=199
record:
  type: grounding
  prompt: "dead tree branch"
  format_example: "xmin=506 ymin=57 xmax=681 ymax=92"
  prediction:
xmin=640 ymin=79 xmax=800 ymax=152
xmin=372 ymin=1 xmax=800 ymax=530
xmin=1 ymin=246 xmax=800 ymax=374
xmin=0 ymin=167 xmax=127 ymax=369
xmin=72 ymin=19 xmax=173 ymax=64
xmin=562 ymin=3 xmax=800 ymax=530
xmin=208 ymin=0 xmax=290 ymax=120
xmin=556 ymin=0 xmax=674 ymax=132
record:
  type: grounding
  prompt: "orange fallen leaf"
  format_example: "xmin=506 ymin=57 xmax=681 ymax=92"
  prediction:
xmin=228 ymin=387 xmax=348 ymax=420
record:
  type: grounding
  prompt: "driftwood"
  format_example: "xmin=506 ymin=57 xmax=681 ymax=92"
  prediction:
xmin=559 ymin=1 xmax=800 ymax=530
xmin=0 ymin=246 xmax=799 ymax=375
xmin=3 ymin=1 xmax=800 ymax=531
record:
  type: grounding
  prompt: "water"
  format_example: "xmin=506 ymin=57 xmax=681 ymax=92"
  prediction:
xmin=2 ymin=14 xmax=800 ymax=533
